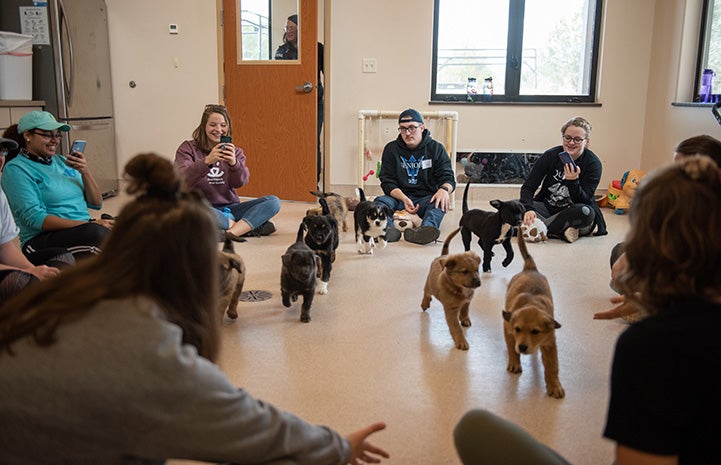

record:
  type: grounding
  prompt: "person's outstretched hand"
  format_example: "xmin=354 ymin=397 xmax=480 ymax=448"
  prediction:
xmin=346 ymin=422 xmax=389 ymax=464
xmin=593 ymin=295 xmax=638 ymax=320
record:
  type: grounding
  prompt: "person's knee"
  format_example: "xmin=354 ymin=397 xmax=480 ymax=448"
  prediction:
xmin=264 ymin=195 xmax=281 ymax=215
xmin=85 ymin=223 xmax=111 ymax=245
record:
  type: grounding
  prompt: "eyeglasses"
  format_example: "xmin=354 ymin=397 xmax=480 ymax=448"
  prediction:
xmin=562 ymin=135 xmax=586 ymax=144
xmin=30 ymin=130 xmax=62 ymax=140
xmin=398 ymin=125 xmax=422 ymax=134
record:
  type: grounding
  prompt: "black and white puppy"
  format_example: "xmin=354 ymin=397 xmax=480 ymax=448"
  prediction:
xmin=353 ymin=187 xmax=394 ymax=254
xmin=459 ymin=182 xmax=525 ymax=273
xmin=303 ymin=198 xmax=339 ymax=295
xmin=281 ymin=223 xmax=320 ymax=323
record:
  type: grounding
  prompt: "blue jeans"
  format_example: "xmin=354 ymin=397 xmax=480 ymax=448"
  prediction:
xmin=374 ymin=194 xmax=445 ymax=229
xmin=213 ymin=195 xmax=281 ymax=230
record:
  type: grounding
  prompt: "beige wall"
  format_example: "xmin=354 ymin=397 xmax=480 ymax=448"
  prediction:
xmin=104 ymin=0 xmax=719 ymax=191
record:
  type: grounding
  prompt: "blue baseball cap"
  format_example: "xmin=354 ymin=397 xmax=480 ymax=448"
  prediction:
xmin=17 ymin=111 xmax=71 ymax=133
xmin=398 ymin=108 xmax=424 ymax=124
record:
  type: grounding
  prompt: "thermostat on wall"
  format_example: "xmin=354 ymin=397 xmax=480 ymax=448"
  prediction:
xmin=169 ymin=24 xmax=179 ymax=34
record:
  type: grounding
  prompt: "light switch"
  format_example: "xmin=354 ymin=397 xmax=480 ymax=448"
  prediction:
xmin=169 ymin=24 xmax=179 ymax=34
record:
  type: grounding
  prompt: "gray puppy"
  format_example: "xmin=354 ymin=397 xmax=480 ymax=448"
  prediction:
xmin=281 ymin=223 xmax=320 ymax=323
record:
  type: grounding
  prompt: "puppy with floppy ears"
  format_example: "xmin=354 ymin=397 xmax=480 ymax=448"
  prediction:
xmin=307 ymin=190 xmax=350 ymax=232
xmin=281 ymin=223 xmax=321 ymax=323
xmin=459 ymin=181 xmax=525 ymax=273
xmin=503 ymin=231 xmax=564 ymax=398
xmin=354 ymin=187 xmax=394 ymax=254
xmin=421 ymin=227 xmax=482 ymax=350
xmin=302 ymin=197 xmax=339 ymax=295
xmin=218 ymin=238 xmax=246 ymax=320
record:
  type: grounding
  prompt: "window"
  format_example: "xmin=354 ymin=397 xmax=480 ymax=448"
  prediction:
xmin=431 ymin=0 xmax=603 ymax=103
xmin=696 ymin=0 xmax=721 ymax=102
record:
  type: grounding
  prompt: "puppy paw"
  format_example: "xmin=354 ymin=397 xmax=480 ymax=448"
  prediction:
xmin=317 ymin=281 xmax=329 ymax=295
xmin=455 ymin=339 xmax=469 ymax=350
xmin=506 ymin=362 xmax=522 ymax=374
xmin=379 ymin=239 xmax=387 ymax=249
xmin=547 ymin=384 xmax=565 ymax=399
xmin=502 ymin=257 xmax=513 ymax=267
xmin=461 ymin=317 xmax=471 ymax=327
xmin=300 ymin=313 xmax=311 ymax=323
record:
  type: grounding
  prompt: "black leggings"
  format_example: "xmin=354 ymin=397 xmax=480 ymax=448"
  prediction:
xmin=531 ymin=201 xmax=595 ymax=237
xmin=0 ymin=249 xmax=74 ymax=306
xmin=22 ymin=222 xmax=109 ymax=264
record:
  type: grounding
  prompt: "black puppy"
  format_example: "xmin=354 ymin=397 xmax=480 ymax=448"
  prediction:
xmin=459 ymin=182 xmax=525 ymax=273
xmin=281 ymin=223 xmax=320 ymax=323
xmin=354 ymin=187 xmax=394 ymax=254
xmin=303 ymin=197 xmax=339 ymax=295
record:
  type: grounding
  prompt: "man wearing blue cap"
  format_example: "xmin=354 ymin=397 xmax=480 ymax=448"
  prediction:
xmin=374 ymin=109 xmax=456 ymax=245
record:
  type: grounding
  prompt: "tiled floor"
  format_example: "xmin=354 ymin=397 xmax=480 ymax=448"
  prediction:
xmin=103 ymin=187 xmax=630 ymax=465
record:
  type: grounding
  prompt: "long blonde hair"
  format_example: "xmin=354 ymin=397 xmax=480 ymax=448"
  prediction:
xmin=0 ymin=153 xmax=221 ymax=360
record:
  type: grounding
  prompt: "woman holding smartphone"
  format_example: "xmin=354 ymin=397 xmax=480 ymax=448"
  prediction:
xmin=0 ymin=111 xmax=113 ymax=263
xmin=174 ymin=104 xmax=280 ymax=241
xmin=519 ymin=116 xmax=605 ymax=243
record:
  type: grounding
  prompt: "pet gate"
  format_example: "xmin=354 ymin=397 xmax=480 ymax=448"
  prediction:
xmin=357 ymin=110 xmax=459 ymax=209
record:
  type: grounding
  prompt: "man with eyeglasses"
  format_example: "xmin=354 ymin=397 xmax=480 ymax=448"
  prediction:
xmin=519 ymin=116 xmax=606 ymax=243
xmin=374 ymin=109 xmax=455 ymax=245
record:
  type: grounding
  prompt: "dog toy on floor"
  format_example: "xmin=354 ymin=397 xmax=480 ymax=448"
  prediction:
xmin=392 ymin=210 xmax=422 ymax=232
xmin=605 ymin=169 xmax=645 ymax=214
xmin=520 ymin=217 xmax=548 ymax=243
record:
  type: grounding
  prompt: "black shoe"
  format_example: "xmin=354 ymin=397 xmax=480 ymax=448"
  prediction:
xmin=404 ymin=226 xmax=440 ymax=245
xmin=385 ymin=227 xmax=402 ymax=242
xmin=101 ymin=213 xmax=115 ymax=220
xmin=242 ymin=221 xmax=276 ymax=237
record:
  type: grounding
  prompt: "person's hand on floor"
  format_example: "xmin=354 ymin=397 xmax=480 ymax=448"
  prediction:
xmin=346 ymin=422 xmax=390 ymax=464
xmin=594 ymin=295 xmax=639 ymax=320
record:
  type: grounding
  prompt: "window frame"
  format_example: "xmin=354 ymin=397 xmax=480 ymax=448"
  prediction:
xmin=430 ymin=0 xmax=604 ymax=104
xmin=695 ymin=0 xmax=718 ymax=101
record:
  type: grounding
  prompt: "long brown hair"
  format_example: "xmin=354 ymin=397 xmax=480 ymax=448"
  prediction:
xmin=675 ymin=134 xmax=721 ymax=165
xmin=0 ymin=153 xmax=221 ymax=360
xmin=619 ymin=155 xmax=721 ymax=313
xmin=192 ymin=104 xmax=233 ymax=153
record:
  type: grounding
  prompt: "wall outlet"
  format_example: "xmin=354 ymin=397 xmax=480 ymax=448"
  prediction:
xmin=362 ymin=58 xmax=377 ymax=73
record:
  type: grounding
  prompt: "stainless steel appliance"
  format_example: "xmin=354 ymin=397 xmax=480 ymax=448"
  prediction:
xmin=1 ymin=0 xmax=118 ymax=197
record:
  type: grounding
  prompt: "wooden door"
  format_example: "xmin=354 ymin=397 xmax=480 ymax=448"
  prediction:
xmin=222 ymin=0 xmax=318 ymax=201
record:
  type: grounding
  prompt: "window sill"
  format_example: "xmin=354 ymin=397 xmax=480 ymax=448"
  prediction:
xmin=671 ymin=101 xmax=718 ymax=107
xmin=429 ymin=100 xmax=602 ymax=107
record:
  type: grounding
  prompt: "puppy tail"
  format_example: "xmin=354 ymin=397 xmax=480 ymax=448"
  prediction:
xmin=222 ymin=237 xmax=235 ymax=254
xmin=309 ymin=190 xmax=324 ymax=199
xmin=462 ymin=181 xmax=471 ymax=214
xmin=356 ymin=187 xmax=367 ymax=202
xmin=319 ymin=197 xmax=331 ymax=215
xmin=440 ymin=227 xmax=462 ymax=256
xmin=516 ymin=227 xmax=537 ymax=271
xmin=296 ymin=222 xmax=307 ymax=243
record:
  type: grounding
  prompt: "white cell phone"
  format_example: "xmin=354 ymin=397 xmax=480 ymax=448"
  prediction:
xmin=71 ymin=139 xmax=87 ymax=153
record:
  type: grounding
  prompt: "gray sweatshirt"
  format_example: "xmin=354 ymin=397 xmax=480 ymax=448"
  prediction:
xmin=0 ymin=297 xmax=350 ymax=465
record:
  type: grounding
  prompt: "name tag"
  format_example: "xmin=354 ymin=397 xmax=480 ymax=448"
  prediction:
xmin=421 ymin=159 xmax=432 ymax=169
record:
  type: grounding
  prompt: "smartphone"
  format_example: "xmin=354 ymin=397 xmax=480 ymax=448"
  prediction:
xmin=220 ymin=135 xmax=232 ymax=143
xmin=558 ymin=151 xmax=577 ymax=169
xmin=71 ymin=139 xmax=87 ymax=154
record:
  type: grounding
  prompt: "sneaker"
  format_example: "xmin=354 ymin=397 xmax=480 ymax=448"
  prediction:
xmin=385 ymin=227 xmax=402 ymax=243
xmin=404 ymin=226 xmax=441 ymax=245
xmin=242 ymin=221 xmax=276 ymax=237
xmin=562 ymin=227 xmax=579 ymax=243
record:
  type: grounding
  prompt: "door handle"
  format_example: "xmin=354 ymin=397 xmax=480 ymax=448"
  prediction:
xmin=295 ymin=82 xmax=313 ymax=93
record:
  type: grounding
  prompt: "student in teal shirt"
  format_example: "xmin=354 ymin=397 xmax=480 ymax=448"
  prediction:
xmin=1 ymin=111 xmax=113 ymax=263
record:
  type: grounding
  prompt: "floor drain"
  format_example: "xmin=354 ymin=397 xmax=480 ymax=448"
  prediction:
xmin=239 ymin=290 xmax=272 ymax=302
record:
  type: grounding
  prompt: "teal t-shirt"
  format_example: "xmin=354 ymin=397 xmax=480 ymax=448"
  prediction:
xmin=1 ymin=154 xmax=100 ymax=245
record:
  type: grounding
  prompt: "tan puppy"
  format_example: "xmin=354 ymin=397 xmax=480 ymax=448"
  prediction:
xmin=307 ymin=191 xmax=350 ymax=232
xmin=503 ymin=233 xmax=564 ymax=398
xmin=218 ymin=238 xmax=246 ymax=320
xmin=421 ymin=228 xmax=482 ymax=350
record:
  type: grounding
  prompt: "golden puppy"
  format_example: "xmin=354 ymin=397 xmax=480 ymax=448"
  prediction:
xmin=218 ymin=238 xmax=246 ymax=320
xmin=307 ymin=191 xmax=350 ymax=232
xmin=421 ymin=228 xmax=482 ymax=350
xmin=503 ymin=233 xmax=564 ymax=398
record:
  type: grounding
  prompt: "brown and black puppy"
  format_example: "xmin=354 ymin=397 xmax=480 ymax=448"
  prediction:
xmin=354 ymin=187 xmax=393 ymax=255
xmin=503 ymin=232 xmax=564 ymax=399
xmin=307 ymin=190 xmax=350 ymax=232
xmin=421 ymin=228 xmax=482 ymax=350
xmin=459 ymin=181 xmax=525 ymax=273
xmin=218 ymin=238 xmax=246 ymax=320
xmin=303 ymin=197 xmax=339 ymax=295
xmin=281 ymin=223 xmax=320 ymax=323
